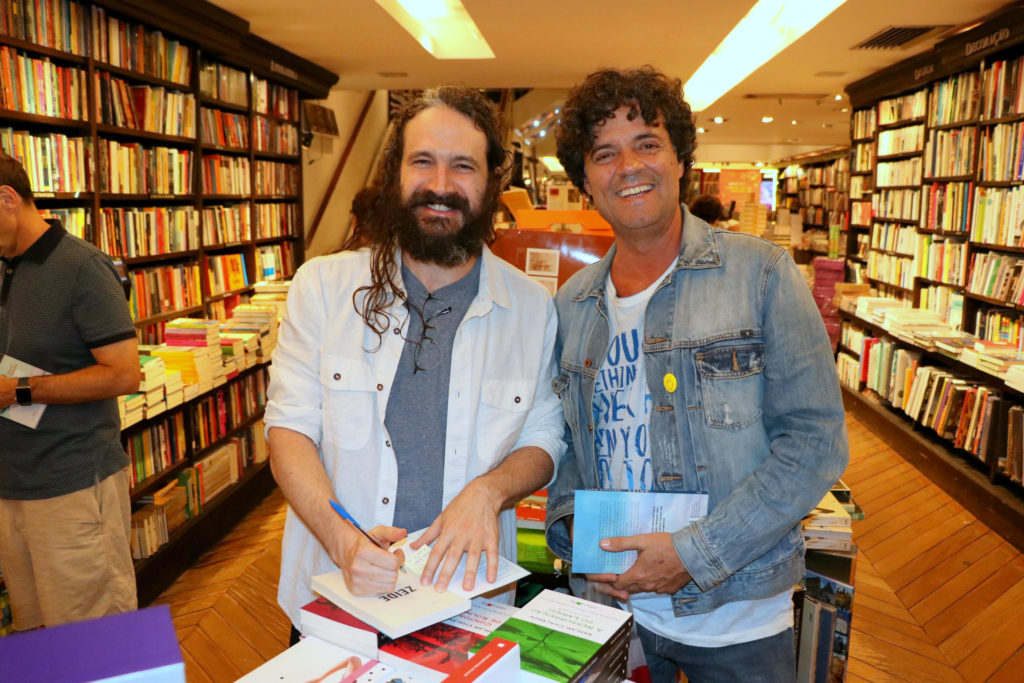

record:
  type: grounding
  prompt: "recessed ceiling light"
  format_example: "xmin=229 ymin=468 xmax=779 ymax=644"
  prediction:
xmin=533 ymin=119 xmax=540 ymax=127
xmin=697 ymin=127 xmax=706 ymax=133
xmin=713 ymin=116 xmax=725 ymax=124
xmin=762 ymin=116 xmax=774 ymax=123
xmin=755 ymin=161 xmax=764 ymax=167
xmin=840 ymin=107 xmax=849 ymax=112
xmin=539 ymin=130 xmax=546 ymax=137
xmin=791 ymin=120 xmax=798 ymax=125
xmin=834 ymin=94 xmax=843 ymax=101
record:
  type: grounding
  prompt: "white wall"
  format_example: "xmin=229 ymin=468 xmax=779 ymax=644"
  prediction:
xmin=302 ymin=89 xmax=390 ymax=258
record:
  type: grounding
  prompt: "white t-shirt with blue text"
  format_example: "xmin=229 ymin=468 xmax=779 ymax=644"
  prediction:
xmin=598 ymin=265 xmax=792 ymax=647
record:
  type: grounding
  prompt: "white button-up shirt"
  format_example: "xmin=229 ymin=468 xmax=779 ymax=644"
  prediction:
xmin=265 ymin=246 xmax=565 ymax=626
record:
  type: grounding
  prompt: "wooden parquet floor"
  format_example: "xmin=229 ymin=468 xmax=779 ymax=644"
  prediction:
xmin=156 ymin=413 xmax=1024 ymax=682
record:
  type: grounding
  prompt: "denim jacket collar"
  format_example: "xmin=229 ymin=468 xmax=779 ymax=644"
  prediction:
xmin=570 ymin=205 xmax=722 ymax=303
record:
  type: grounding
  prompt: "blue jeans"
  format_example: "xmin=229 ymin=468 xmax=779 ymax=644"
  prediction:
xmin=637 ymin=624 xmax=796 ymax=683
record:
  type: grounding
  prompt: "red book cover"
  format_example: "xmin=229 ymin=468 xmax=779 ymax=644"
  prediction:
xmin=378 ymin=619 xmax=484 ymax=679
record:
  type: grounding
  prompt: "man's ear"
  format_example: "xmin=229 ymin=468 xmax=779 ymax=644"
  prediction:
xmin=0 ymin=185 xmax=20 ymax=211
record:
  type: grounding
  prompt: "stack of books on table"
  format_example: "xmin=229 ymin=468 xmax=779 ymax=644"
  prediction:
xmin=164 ymin=318 xmax=225 ymax=388
xmin=802 ymin=491 xmax=853 ymax=553
xmin=219 ymin=334 xmax=246 ymax=376
xmin=301 ymin=529 xmax=631 ymax=682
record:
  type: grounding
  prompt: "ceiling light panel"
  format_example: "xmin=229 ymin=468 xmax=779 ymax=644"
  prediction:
xmin=375 ymin=0 xmax=494 ymax=59
xmin=684 ymin=0 xmax=847 ymax=111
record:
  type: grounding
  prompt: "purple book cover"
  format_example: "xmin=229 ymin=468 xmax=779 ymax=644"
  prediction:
xmin=0 ymin=605 xmax=184 ymax=681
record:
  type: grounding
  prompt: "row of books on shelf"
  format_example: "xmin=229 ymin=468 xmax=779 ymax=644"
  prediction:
xmin=929 ymin=70 xmax=979 ymax=127
xmin=201 ymin=106 xmax=247 ymax=149
xmin=878 ymin=90 xmax=928 ymax=126
xmin=0 ymin=0 xmax=90 ymax=57
xmin=207 ymin=251 xmax=248 ymax=294
xmin=796 ymin=568 xmax=854 ymax=683
xmin=94 ymin=71 xmax=195 ymax=138
xmin=983 ymin=55 xmax=1024 ymax=121
xmin=88 ymin=203 xmax=296 ymax=259
xmin=252 ymin=78 xmax=300 ymax=121
xmin=198 ymin=60 xmax=246 ymax=105
xmin=254 ymin=114 xmax=299 ymax=156
xmin=130 ymin=424 xmax=267 ymax=559
xmin=0 ymin=45 xmax=87 ymax=120
xmin=91 ymin=6 xmax=192 ymax=86
xmin=99 ymin=205 xmax=198 ymax=257
xmin=853 ymin=109 xmax=876 ymax=139
xmin=0 ymin=127 xmax=302 ymax=197
xmin=838 ymin=337 xmax=1024 ymax=480
xmin=128 ymin=261 xmax=200 ymax=320
xmin=967 ymin=250 xmax=1024 ymax=305
xmin=1 ymin=127 xmax=91 ymax=192
xmin=978 ymin=121 xmax=1024 ymax=182
xmin=101 ymin=140 xmax=191 ymax=194
xmin=877 ymin=124 xmax=924 ymax=156
xmin=873 ymin=187 xmax=919 ymax=221
xmin=876 ymin=157 xmax=922 ymax=187
xmin=852 ymin=142 xmax=873 ymax=172
xmin=200 ymin=154 xmax=248 ymax=195
xmin=923 ymin=128 xmax=974 ymax=178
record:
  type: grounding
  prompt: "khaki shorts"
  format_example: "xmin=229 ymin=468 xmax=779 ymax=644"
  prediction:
xmin=0 ymin=467 xmax=137 ymax=630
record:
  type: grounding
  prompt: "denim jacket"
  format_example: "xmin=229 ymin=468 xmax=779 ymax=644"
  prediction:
xmin=545 ymin=207 xmax=849 ymax=617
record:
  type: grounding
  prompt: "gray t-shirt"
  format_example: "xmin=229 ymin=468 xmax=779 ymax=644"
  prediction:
xmin=0 ymin=220 xmax=136 ymax=499
xmin=384 ymin=256 xmax=481 ymax=533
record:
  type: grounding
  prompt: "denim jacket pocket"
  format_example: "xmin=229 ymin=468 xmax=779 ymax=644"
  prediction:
xmin=695 ymin=344 xmax=765 ymax=429
xmin=319 ymin=354 xmax=374 ymax=449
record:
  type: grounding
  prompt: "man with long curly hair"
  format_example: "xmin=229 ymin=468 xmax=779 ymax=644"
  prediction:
xmin=544 ymin=66 xmax=848 ymax=681
xmin=265 ymin=87 xmax=564 ymax=643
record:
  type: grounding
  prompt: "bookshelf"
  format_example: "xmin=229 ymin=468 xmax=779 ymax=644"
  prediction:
xmin=0 ymin=0 xmax=337 ymax=603
xmin=782 ymin=149 xmax=849 ymax=260
xmin=841 ymin=3 xmax=1024 ymax=551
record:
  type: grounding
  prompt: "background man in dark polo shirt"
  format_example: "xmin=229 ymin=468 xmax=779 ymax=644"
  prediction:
xmin=0 ymin=151 xmax=141 ymax=629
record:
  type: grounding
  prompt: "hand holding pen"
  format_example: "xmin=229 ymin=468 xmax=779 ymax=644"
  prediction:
xmin=329 ymin=499 xmax=408 ymax=576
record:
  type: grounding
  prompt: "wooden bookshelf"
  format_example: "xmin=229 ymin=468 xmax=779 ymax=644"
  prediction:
xmin=0 ymin=0 xmax=337 ymax=605
xmin=841 ymin=2 xmax=1024 ymax=544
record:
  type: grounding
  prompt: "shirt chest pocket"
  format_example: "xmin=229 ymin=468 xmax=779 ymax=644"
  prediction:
xmin=319 ymin=354 xmax=375 ymax=449
xmin=695 ymin=344 xmax=765 ymax=430
xmin=477 ymin=379 xmax=536 ymax=462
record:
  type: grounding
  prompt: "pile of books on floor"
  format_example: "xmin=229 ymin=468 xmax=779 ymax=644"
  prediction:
xmin=802 ymin=491 xmax=852 ymax=553
xmin=243 ymin=535 xmax=633 ymax=682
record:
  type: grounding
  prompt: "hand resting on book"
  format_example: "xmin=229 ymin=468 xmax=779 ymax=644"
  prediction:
xmin=409 ymin=475 xmax=502 ymax=593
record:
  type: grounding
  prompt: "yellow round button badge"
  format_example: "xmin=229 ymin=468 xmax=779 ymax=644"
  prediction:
xmin=663 ymin=372 xmax=677 ymax=393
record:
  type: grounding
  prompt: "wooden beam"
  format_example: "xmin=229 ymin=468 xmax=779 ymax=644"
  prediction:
xmin=305 ymin=93 xmax=377 ymax=251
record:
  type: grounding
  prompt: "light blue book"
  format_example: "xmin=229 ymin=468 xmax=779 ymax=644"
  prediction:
xmin=571 ymin=490 xmax=708 ymax=574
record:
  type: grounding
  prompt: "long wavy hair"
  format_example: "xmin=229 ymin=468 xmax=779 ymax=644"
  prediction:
xmin=343 ymin=87 xmax=510 ymax=348
xmin=555 ymin=66 xmax=696 ymax=198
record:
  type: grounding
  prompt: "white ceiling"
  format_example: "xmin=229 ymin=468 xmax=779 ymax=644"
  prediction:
xmin=209 ymin=0 xmax=1010 ymax=164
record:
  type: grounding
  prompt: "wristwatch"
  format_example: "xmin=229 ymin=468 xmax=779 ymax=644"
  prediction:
xmin=15 ymin=376 xmax=31 ymax=406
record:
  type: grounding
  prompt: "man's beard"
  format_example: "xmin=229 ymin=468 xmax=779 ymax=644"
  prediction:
xmin=387 ymin=187 xmax=495 ymax=267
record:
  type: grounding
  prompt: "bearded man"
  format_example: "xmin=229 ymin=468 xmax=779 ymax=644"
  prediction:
xmin=264 ymin=87 xmax=564 ymax=643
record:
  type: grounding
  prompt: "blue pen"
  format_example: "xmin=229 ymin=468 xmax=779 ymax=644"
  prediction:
xmin=329 ymin=499 xmax=407 ymax=573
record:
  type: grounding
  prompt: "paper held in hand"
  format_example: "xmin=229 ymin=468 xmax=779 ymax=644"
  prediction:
xmin=0 ymin=355 xmax=49 ymax=429
xmin=571 ymin=490 xmax=708 ymax=574
xmin=311 ymin=528 xmax=529 ymax=640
